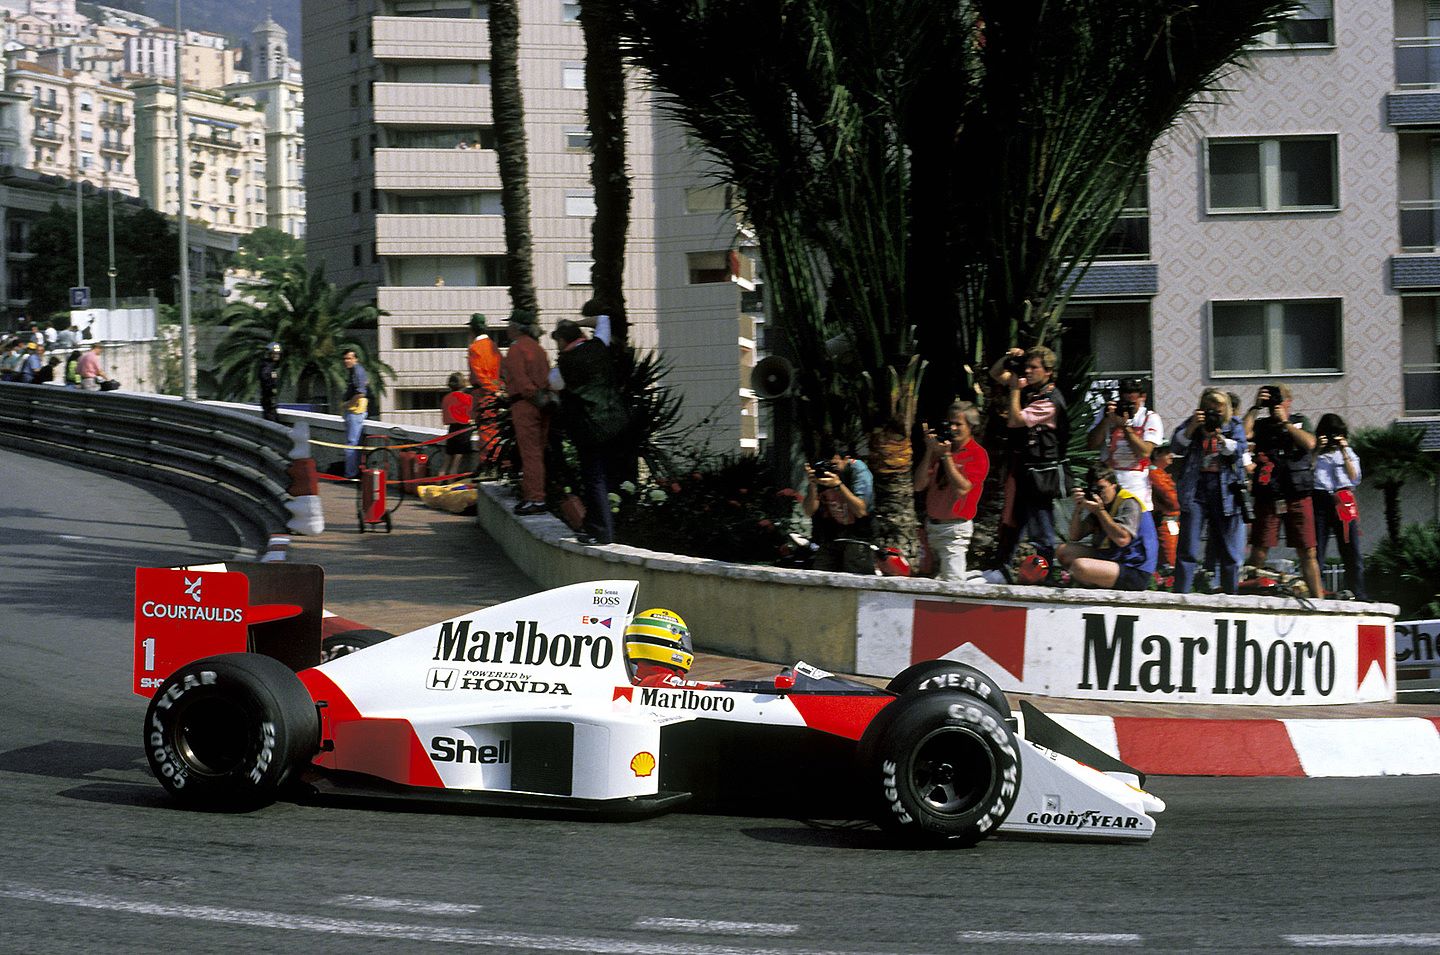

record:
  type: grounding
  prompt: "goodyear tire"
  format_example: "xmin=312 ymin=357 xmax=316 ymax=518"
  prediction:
xmin=858 ymin=692 xmax=1021 ymax=847
xmin=143 ymin=653 xmax=319 ymax=809
xmin=885 ymin=660 xmax=1011 ymax=721
xmin=321 ymin=628 xmax=395 ymax=662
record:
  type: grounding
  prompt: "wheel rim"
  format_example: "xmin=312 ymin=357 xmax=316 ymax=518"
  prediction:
xmin=172 ymin=693 xmax=254 ymax=778
xmin=321 ymin=640 xmax=368 ymax=662
xmin=909 ymin=725 xmax=995 ymax=817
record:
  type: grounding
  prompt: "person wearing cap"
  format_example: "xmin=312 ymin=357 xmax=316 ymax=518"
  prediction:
xmin=1087 ymin=377 xmax=1163 ymax=510
xmin=258 ymin=341 xmax=283 ymax=422
xmin=501 ymin=309 xmax=553 ymax=514
xmin=18 ymin=341 xmax=44 ymax=383
xmin=467 ymin=313 xmax=503 ymax=465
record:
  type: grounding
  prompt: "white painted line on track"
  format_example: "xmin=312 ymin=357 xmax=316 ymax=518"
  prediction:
xmin=956 ymin=931 xmax=1142 ymax=946
xmin=328 ymin=894 xmax=485 ymax=916
xmin=0 ymin=884 xmax=931 ymax=955
xmin=634 ymin=917 xmax=799 ymax=937
xmin=1285 ymin=935 xmax=1440 ymax=948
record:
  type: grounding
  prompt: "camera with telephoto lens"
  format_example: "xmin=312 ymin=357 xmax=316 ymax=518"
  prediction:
xmin=1086 ymin=481 xmax=1104 ymax=500
xmin=1262 ymin=384 xmax=1285 ymax=409
xmin=1002 ymin=353 xmax=1027 ymax=377
xmin=1113 ymin=393 xmax=1137 ymax=419
xmin=811 ymin=460 xmax=837 ymax=479
xmin=933 ymin=421 xmax=954 ymax=443
xmin=1203 ymin=408 xmax=1223 ymax=431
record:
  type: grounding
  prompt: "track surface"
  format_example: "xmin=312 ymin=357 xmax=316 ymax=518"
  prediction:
xmin=2 ymin=449 xmax=1439 ymax=954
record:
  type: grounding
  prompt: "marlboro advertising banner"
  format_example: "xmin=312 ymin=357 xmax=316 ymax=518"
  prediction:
xmin=855 ymin=593 xmax=1395 ymax=705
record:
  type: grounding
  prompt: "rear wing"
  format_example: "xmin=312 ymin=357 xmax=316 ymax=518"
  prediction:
xmin=133 ymin=562 xmax=326 ymax=698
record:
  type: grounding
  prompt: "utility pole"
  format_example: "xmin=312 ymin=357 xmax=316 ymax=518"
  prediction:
xmin=107 ymin=179 xmax=117 ymax=312
xmin=176 ymin=0 xmax=194 ymax=399
xmin=74 ymin=173 xmax=83 ymax=289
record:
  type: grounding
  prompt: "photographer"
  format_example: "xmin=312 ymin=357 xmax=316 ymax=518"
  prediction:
xmin=803 ymin=441 xmax=874 ymax=574
xmin=1311 ymin=413 xmax=1367 ymax=599
xmin=1086 ymin=377 xmax=1163 ymax=509
xmin=989 ymin=345 xmax=1067 ymax=569
xmin=1170 ymin=389 xmax=1248 ymax=594
xmin=1057 ymin=464 xmax=1157 ymax=591
xmin=914 ymin=401 xmax=990 ymax=581
xmin=1243 ymin=384 xmax=1323 ymax=598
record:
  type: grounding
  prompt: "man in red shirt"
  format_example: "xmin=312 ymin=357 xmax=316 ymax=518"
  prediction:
xmin=440 ymin=372 xmax=475 ymax=475
xmin=500 ymin=310 xmax=553 ymax=515
xmin=914 ymin=400 xmax=990 ymax=581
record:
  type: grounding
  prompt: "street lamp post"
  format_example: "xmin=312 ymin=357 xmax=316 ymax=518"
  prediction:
xmin=176 ymin=0 xmax=194 ymax=399
xmin=107 ymin=179 xmax=117 ymax=312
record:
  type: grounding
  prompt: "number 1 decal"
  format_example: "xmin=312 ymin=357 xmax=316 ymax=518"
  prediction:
xmin=142 ymin=637 xmax=155 ymax=672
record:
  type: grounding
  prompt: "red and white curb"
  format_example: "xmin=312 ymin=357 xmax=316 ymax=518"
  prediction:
xmin=1052 ymin=714 xmax=1440 ymax=777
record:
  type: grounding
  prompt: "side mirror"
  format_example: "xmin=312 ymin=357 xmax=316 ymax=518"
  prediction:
xmin=774 ymin=671 xmax=796 ymax=691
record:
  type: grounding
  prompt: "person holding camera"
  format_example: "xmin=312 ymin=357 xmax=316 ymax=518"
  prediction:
xmin=803 ymin=441 xmax=875 ymax=574
xmin=989 ymin=345 xmax=1067 ymax=569
xmin=1243 ymin=383 xmax=1323 ymax=598
xmin=1057 ymin=464 xmax=1157 ymax=591
xmin=1086 ymin=378 xmax=1163 ymax=509
xmin=1311 ymin=413 xmax=1367 ymax=599
xmin=914 ymin=401 xmax=990 ymax=581
xmin=1169 ymin=389 xmax=1248 ymax=594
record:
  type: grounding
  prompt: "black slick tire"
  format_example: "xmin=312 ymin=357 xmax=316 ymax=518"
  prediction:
xmin=885 ymin=660 xmax=1011 ymax=720
xmin=143 ymin=653 xmax=319 ymax=809
xmin=321 ymin=628 xmax=395 ymax=662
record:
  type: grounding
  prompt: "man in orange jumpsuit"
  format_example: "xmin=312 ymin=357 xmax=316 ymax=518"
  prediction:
xmin=501 ymin=309 xmax=552 ymax=515
xmin=467 ymin=313 xmax=502 ymax=466
xmin=1149 ymin=444 xmax=1180 ymax=576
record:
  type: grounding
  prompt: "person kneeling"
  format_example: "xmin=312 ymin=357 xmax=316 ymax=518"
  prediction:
xmin=1057 ymin=465 xmax=1157 ymax=592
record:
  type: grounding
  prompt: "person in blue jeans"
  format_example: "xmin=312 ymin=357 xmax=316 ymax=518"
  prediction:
xmin=1170 ymin=388 xmax=1248 ymax=594
xmin=342 ymin=349 xmax=369 ymax=479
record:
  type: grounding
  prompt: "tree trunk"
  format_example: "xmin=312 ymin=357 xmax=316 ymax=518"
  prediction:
xmin=1384 ymin=483 xmax=1402 ymax=545
xmin=869 ymin=426 xmax=921 ymax=562
xmin=489 ymin=0 xmax=538 ymax=316
xmin=581 ymin=0 xmax=631 ymax=350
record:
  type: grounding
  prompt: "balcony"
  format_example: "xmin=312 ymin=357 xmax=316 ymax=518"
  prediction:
xmin=372 ymin=16 xmax=489 ymax=60
xmin=373 ymin=83 xmax=491 ymax=126
xmin=190 ymin=131 xmax=242 ymax=151
xmin=1399 ymin=200 xmax=1440 ymax=251
xmin=1405 ymin=364 xmax=1440 ymax=415
xmin=31 ymin=96 xmax=61 ymax=115
xmin=375 ymin=214 xmax=505 ymax=256
xmin=99 ymin=108 xmax=127 ymax=126
xmin=374 ymin=147 xmax=499 ymax=190
xmin=377 ymin=285 xmax=513 ymax=320
xmin=32 ymin=126 xmax=62 ymax=144
xmin=99 ymin=140 xmax=129 ymax=156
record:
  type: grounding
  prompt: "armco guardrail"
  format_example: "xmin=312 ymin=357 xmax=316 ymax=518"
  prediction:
xmin=0 ymin=383 xmax=292 ymax=539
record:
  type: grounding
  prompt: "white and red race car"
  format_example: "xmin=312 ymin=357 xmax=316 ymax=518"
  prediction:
xmin=134 ymin=563 xmax=1164 ymax=847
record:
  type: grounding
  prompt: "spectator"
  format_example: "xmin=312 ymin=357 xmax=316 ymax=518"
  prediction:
xmin=341 ymin=349 xmax=369 ymax=479
xmin=27 ymin=323 xmax=43 ymax=345
xmin=64 ymin=349 xmax=83 ymax=388
xmin=77 ymin=343 xmax=107 ymax=391
xmin=42 ymin=323 xmax=56 ymax=346
xmin=502 ymin=309 xmax=553 ymax=515
xmin=1171 ymin=389 xmax=1248 ymax=594
xmin=81 ymin=322 xmax=94 ymax=341
xmin=468 ymin=313 xmax=503 ymax=464
xmin=550 ymin=302 xmax=630 ymax=545
xmin=440 ymin=371 xmax=475 ymax=476
xmin=914 ymin=400 xmax=989 ymax=581
xmin=803 ymin=439 xmax=875 ymax=573
xmin=1149 ymin=444 xmax=1180 ymax=576
xmin=55 ymin=325 xmax=78 ymax=350
xmin=0 ymin=340 xmax=23 ymax=381
xmin=989 ymin=345 xmax=1068 ymax=569
xmin=1244 ymin=384 xmax=1322 ymax=598
xmin=1311 ymin=413 xmax=1368 ymax=599
xmin=34 ymin=354 xmax=60 ymax=384
xmin=18 ymin=343 xmax=44 ymax=383
xmin=1086 ymin=377 xmax=1163 ymax=509
xmin=258 ymin=341 xmax=282 ymax=422
xmin=1057 ymin=464 xmax=1157 ymax=591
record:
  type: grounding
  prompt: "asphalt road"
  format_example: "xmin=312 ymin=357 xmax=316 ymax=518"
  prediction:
xmin=2 ymin=448 xmax=1439 ymax=955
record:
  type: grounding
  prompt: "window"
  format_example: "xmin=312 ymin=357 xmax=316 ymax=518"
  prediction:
xmin=1059 ymin=302 xmax=1152 ymax=380
xmin=351 ymin=137 xmax=360 ymax=161
xmin=562 ymin=63 xmax=585 ymax=90
xmin=396 ymin=328 xmax=471 ymax=349
xmin=391 ymin=0 xmax=486 ymax=17
xmin=684 ymin=185 xmax=729 ymax=214
xmin=1206 ymin=136 xmax=1337 ymax=213
xmin=349 ymin=31 xmax=358 ymax=53
xmin=79 ymin=93 xmax=92 ymax=112
xmin=687 ymin=250 xmax=734 ymax=284
xmin=1255 ymin=0 xmax=1333 ymax=47
xmin=563 ymin=126 xmax=591 ymax=152
xmin=389 ymin=62 xmax=488 ymax=84
xmin=566 ymin=257 xmax=593 ymax=286
xmin=393 ymin=389 xmax=449 ymax=411
xmin=349 ymin=84 xmax=359 ymax=107
xmin=353 ymin=244 xmax=363 ymax=267
xmin=1209 ymin=299 xmax=1342 ymax=375
xmin=392 ymin=192 xmax=502 ymax=214
xmin=352 ymin=191 xmax=361 ymax=213
xmin=386 ymin=127 xmax=494 ymax=149
xmin=79 ymin=122 xmax=93 ymax=142
xmin=564 ymin=192 xmax=596 ymax=217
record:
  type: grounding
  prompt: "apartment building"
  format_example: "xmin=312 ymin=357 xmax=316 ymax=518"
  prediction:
xmin=224 ymin=18 xmax=306 ymax=237
xmin=302 ymin=0 xmax=757 ymax=443
xmin=5 ymin=59 xmax=138 ymax=196
xmin=131 ymin=80 xmax=268 ymax=236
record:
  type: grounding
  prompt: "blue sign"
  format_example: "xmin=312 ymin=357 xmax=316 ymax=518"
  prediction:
xmin=69 ymin=286 xmax=90 ymax=308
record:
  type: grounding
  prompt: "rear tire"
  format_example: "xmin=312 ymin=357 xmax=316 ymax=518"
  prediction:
xmin=321 ymin=628 xmax=395 ymax=662
xmin=885 ymin=660 xmax=1010 ymax=720
xmin=143 ymin=653 xmax=319 ymax=809
xmin=857 ymin=692 xmax=1020 ymax=847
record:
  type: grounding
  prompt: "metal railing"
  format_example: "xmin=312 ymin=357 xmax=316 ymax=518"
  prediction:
xmin=1399 ymin=199 xmax=1440 ymax=251
xmin=1404 ymin=364 xmax=1440 ymax=414
xmin=1395 ymin=36 xmax=1440 ymax=89
xmin=0 ymin=384 xmax=293 ymax=540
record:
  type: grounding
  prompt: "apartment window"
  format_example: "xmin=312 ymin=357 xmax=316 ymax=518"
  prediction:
xmin=396 ymin=328 xmax=471 ymax=349
xmin=392 ymin=0 xmax=485 ymax=17
xmin=687 ymin=251 xmax=734 ymax=284
xmin=393 ymin=192 xmax=502 ymax=214
xmin=393 ymin=389 xmax=449 ymax=411
xmin=351 ymin=137 xmax=360 ymax=161
xmin=562 ymin=1 xmax=580 ymax=21
xmin=79 ymin=122 xmax=94 ymax=142
xmin=563 ymin=126 xmax=591 ymax=152
xmin=1256 ymin=0 xmax=1333 ymax=47
xmin=390 ymin=62 xmax=488 ymax=84
xmin=564 ymin=192 xmax=596 ymax=217
xmin=1209 ymin=299 xmax=1342 ymax=375
xmin=1059 ymin=302 xmax=1152 ymax=380
xmin=386 ymin=127 xmax=494 ymax=149
xmin=353 ymin=244 xmax=363 ymax=267
xmin=79 ymin=153 xmax=93 ymax=169
xmin=566 ymin=257 xmax=593 ymax=286
xmin=352 ymin=191 xmax=361 ymax=213
xmin=684 ymin=185 xmax=729 ymax=214
xmin=562 ymin=63 xmax=585 ymax=90
xmin=1206 ymin=136 xmax=1337 ymax=213
xmin=349 ymin=84 xmax=359 ymax=107
xmin=79 ymin=93 xmax=92 ymax=112
xmin=349 ymin=31 xmax=358 ymax=53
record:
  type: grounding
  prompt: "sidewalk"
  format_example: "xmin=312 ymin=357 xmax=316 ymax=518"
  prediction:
xmin=286 ymin=480 xmax=1440 ymax=778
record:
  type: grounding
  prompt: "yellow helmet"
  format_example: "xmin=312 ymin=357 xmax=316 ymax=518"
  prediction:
xmin=624 ymin=608 xmax=693 ymax=674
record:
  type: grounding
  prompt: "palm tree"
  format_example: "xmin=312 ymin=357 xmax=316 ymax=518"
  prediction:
xmin=1352 ymin=424 xmax=1437 ymax=544
xmin=580 ymin=0 xmax=631 ymax=349
xmin=210 ymin=261 xmax=392 ymax=412
xmin=489 ymin=0 xmax=539 ymax=317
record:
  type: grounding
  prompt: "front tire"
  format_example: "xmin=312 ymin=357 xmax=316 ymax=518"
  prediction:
xmin=143 ymin=653 xmax=319 ymax=809
xmin=858 ymin=692 xmax=1021 ymax=847
xmin=885 ymin=660 xmax=1011 ymax=721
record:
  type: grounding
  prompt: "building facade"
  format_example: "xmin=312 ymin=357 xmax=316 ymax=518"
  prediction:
xmin=5 ymin=59 xmax=138 ymax=196
xmin=302 ymin=0 xmax=756 ymax=441
xmin=224 ymin=18 xmax=305 ymax=237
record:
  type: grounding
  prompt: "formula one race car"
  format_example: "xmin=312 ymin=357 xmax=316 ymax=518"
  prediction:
xmin=133 ymin=564 xmax=1164 ymax=847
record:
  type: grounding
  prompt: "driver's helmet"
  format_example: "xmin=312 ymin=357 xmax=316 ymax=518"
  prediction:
xmin=1017 ymin=554 xmax=1050 ymax=585
xmin=624 ymin=608 xmax=693 ymax=676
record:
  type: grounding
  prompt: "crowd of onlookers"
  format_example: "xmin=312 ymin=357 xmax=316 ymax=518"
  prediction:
xmin=801 ymin=345 xmax=1368 ymax=600
xmin=0 ymin=321 xmax=113 ymax=390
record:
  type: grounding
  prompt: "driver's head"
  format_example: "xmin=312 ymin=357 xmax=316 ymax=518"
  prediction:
xmin=624 ymin=608 xmax=693 ymax=677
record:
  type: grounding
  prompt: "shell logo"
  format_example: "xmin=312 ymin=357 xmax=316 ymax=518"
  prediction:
xmin=630 ymin=751 xmax=656 ymax=777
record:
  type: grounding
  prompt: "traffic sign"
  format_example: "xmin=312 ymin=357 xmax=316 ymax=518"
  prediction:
xmin=69 ymin=286 xmax=90 ymax=308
